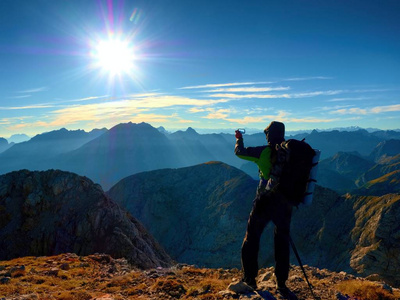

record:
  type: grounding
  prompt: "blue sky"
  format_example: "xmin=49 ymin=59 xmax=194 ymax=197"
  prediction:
xmin=0 ymin=0 xmax=399 ymax=138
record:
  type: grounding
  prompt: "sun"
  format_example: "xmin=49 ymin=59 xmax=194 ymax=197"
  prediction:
xmin=92 ymin=38 xmax=136 ymax=75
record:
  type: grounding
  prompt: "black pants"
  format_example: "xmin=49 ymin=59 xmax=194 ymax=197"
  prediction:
xmin=241 ymin=189 xmax=293 ymax=285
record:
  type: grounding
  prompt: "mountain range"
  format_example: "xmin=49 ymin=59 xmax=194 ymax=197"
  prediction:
xmin=318 ymin=139 xmax=400 ymax=195
xmin=0 ymin=122 xmax=399 ymax=191
xmin=1 ymin=163 xmax=399 ymax=287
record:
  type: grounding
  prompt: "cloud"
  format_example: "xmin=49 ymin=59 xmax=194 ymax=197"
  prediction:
xmin=327 ymin=97 xmax=370 ymax=102
xmin=0 ymin=104 xmax=55 ymax=110
xmin=202 ymin=108 xmax=231 ymax=120
xmin=127 ymin=94 xmax=229 ymax=108
xmin=290 ymin=90 xmax=344 ymax=98
xmin=205 ymin=90 xmax=346 ymax=99
xmin=8 ymin=95 xmax=32 ymax=99
xmin=60 ymin=95 xmax=110 ymax=103
xmin=286 ymin=117 xmax=338 ymax=123
xmin=179 ymin=81 xmax=274 ymax=90
xmin=205 ymin=86 xmax=290 ymax=93
xmin=207 ymin=93 xmax=291 ymax=99
xmin=370 ymin=104 xmax=400 ymax=113
xmin=25 ymin=94 xmax=228 ymax=128
xmin=17 ymin=87 xmax=48 ymax=93
xmin=283 ymin=76 xmax=333 ymax=81
xmin=331 ymin=104 xmax=400 ymax=115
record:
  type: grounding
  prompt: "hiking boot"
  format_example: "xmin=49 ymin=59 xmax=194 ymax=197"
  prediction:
xmin=243 ymin=278 xmax=257 ymax=290
xmin=227 ymin=279 xmax=256 ymax=294
xmin=276 ymin=284 xmax=298 ymax=300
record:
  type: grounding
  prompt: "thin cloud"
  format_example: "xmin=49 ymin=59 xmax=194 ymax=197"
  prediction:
xmin=8 ymin=95 xmax=32 ymax=99
xmin=331 ymin=104 xmax=400 ymax=115
xmin=127 ymin=94 xmax=229 ymax=107
xmin=17 ymin=87 xmax=48 ymax=93
xmin=327 ymin=97 xmax=370 ymax=102
xmin=179 ymin=81 xmax=274 ymax=90
xmin=208 ymin=93 xmax=291 ymax=99
xmin=286 ymin=117 xmax=338 ymax=123
xmin=283 ymin=76 xmax=333 ymax=81
xmin=61 ymin=95 xmax=110 ymax=103
xmin=205 ymin=86 xmax=290 ymax=93
xmin=290 ymin=90 xmax=344 ymax=98
xmin=0 ymin=104 xmax=55 ymax=110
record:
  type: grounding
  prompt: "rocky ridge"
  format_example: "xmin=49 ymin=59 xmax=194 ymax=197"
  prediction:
xmin=1 ymin=253 xmax=400 ymax=300
xmin=0 ymin=170 xmax=172 ymax=269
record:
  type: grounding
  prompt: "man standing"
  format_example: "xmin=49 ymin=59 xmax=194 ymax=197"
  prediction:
xmin=234 ymin=121 xmax=296 ymax=299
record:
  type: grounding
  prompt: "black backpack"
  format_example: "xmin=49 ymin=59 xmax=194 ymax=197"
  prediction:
xmin=273 ymin=139 xmax=316 ymax=205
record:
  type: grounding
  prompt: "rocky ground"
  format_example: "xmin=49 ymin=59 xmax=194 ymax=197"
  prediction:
xmin=1 ymin=253 xmax=399 ymax=300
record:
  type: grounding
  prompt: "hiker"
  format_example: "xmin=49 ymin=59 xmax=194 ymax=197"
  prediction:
xmin=234 ymin=121 xmax=297 ymax=299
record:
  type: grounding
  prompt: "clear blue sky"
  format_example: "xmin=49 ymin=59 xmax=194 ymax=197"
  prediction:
xmin=1 ymin=0 xmax=399 ymax=138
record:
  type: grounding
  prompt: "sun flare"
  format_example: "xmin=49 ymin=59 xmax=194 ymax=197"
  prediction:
xmin=92 ymin=38 xmax=136 ymax=75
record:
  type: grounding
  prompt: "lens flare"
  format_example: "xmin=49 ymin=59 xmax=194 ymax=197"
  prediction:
xmin=129 ymin=8 xmax=143 ymax=24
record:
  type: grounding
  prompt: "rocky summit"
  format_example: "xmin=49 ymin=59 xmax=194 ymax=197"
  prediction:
xmin=0 ymin=169 xmax=173 ymax=269
xmin=1 ymin=253 xmax=400 ymax=300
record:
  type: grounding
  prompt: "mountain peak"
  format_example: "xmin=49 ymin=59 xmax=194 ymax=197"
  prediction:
xmin=186 ymin=127 xmax=198 ymax=135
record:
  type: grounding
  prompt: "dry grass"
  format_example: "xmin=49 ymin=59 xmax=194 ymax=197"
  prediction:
xmin=0 ymin=254 xmax=239 ymax=300
xmin=336 ymin=279 xmax=400 ymax=300
xmin=2 ymin=254 xmax=400 ymax=300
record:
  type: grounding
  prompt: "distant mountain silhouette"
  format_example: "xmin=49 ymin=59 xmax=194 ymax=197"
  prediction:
xmin=7 ymin=133 xmax=30 ymax=143
xmin=317 ymin=152 xmax=375 ymax=193
xmin=108 ymin=162 xmax=400 ymax=287
xmin=53 ymin=122 xmax=181 ymax=189
xmin=0 ymin=137 xmax=11 ymax=154
xmin=0 ymin=128 xmax=106 ymax=174
xmin=371 ymin=130 xmax=400 ymax=140
xmin=299 ymin=129 xmax=382 ymax=159
xmin=0 ymin=169 xmax=172 ymax=269
xmin=369 ymin=139 xmax=400 ymax=162
xmin=0 ymin=122 xmax=398 ymax=191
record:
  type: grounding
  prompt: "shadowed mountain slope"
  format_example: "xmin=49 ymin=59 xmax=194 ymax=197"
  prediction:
xmin=108 ymin=162 xmax=400 ymax=287
xmin=108 ymin=161 xmax=255 ymax=268
xmin=0 ymin=169 xmax=173 ymax=269
xmin=369 ymin=139 xmax=400 ymax=162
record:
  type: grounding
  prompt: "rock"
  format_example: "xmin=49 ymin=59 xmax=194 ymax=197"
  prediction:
xmin=365 ymin=273 xmax=383 ymax=282
xmin=46 ymin=268 xmax=59 ymax=277
xmin=0 ymin=277 xmax=10 ymax=284
xmin=227 ymin=280 xmax=254 ymax=294
xmin=0 ymin=170 xmax=173 ymax=269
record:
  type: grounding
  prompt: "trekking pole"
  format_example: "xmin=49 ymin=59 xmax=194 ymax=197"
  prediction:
xmin=289 ymin=235 xmax=320 ymax=300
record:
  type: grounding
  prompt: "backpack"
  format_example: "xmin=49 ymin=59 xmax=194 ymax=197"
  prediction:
xmin=273 ymin=139 xmax=317 ymax=205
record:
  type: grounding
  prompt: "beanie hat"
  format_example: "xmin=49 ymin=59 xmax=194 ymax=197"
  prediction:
xmin=264 ymin=121 xmax=285 ymax=145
